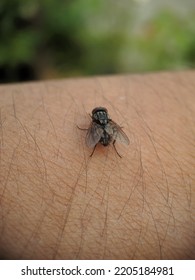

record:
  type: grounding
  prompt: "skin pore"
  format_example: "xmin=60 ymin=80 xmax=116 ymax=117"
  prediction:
xmin=0 ymin=71 xmax=194 ymax=259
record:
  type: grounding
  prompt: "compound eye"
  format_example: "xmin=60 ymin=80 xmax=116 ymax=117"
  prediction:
xmin=92 ymin=107 xmax=107 ymax=115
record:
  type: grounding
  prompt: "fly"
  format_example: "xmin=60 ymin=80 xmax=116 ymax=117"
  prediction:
xmin=79 ymin=107 xmax=130 ymax=157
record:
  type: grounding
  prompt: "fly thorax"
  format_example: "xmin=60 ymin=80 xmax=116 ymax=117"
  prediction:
xmin=93 ymin=110 xmax=108 ymax=125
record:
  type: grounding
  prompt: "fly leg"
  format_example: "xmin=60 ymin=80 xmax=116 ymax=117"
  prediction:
xmin=90 ymin=145 xmax=97 ymax=157
xmin=77 ymin=125 xmax=88 ymax=130
xmin=113 ymin=140 xmax=122 ymax=158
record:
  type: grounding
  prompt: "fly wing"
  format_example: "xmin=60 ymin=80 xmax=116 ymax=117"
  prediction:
xmin=107 ymin=120 xmax=130 ymax=145
xmin=85 ymin=122 xmax=104 ymax=148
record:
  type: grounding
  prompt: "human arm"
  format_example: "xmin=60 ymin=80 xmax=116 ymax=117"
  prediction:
xmin=0 ymin=71 xmax=194 ymax=259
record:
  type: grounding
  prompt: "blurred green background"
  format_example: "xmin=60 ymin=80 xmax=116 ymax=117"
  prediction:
xmin=0 ymin=0 xmax=195 ymax=83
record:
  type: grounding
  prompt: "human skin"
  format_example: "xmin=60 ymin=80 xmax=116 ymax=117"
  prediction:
xmin=0 ymin=71 xmax=194 ymax=260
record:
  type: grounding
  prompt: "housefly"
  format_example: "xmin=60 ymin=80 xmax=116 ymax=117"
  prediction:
xmin=79 ymin=107 xmax=130 ymax=157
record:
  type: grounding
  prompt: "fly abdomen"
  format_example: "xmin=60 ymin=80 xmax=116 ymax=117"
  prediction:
xmin=100 ymin=131 xmax=111 ymax=146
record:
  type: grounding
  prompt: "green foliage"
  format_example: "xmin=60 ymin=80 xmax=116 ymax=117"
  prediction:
xmin=0 ymin=0 xmax=194 ymax=82
xmin=132 ymin=11 xmax=195 ymax=71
